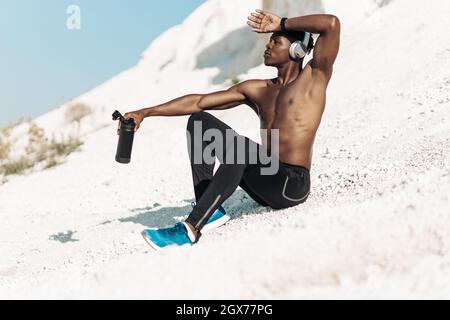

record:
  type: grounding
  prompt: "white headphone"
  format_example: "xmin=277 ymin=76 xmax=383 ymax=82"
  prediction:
xmin=289 ymin=32 xmax=311 ymax=61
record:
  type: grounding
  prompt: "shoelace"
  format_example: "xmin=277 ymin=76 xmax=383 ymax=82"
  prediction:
xmin=163 ymin=224 xmax=180 ymax=237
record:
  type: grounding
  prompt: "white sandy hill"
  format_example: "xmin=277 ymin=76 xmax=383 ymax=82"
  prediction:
xmin=0 ymin=0 xmax=449 ymax=299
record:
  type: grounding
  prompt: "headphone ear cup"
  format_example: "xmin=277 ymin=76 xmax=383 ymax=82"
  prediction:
xmin=289 ymin=41 xmax=307 ymax=61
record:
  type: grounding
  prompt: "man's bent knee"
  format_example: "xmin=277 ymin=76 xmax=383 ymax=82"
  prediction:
xmin=187 ymin=112 xmax=209 ymax=131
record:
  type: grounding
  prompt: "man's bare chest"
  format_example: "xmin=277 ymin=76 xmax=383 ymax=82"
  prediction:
xmin=252 ymin=81 xmax=318 ymax=129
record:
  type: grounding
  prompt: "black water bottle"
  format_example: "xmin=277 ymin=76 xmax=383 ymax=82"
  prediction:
xmin=112 ymin=110 xmax=135 ymax=164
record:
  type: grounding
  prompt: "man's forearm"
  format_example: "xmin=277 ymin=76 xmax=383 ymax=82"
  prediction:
xmin=139 ymin=94 xmax=202 ymax=117
xmin=283 ymin=14 xmax=338 ymax=34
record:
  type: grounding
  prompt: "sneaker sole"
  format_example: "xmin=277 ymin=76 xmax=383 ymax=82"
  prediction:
xmin=141 ymin=230 xmax=163 ymax=251
xmin=201 ymin=215 xmax=231 ymax=233
xmin=141 ymin=230 xmax=193 ymax=251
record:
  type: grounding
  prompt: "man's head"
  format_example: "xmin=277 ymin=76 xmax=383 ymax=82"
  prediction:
xmin=264 ymin=31 xmax=314 ymax=67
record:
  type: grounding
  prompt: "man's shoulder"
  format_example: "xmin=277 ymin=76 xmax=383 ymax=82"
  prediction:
xmin=236 ymin=79 xmax=268 ymax=91
xmin=239 ymin=79 xmax=268 ymax=85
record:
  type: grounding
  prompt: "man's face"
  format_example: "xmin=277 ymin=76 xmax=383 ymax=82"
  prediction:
xmin=264 ymin=32 xmax=292 ymax=67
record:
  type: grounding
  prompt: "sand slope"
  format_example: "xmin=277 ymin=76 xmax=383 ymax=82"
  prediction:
xmin=0 ymin=0 xmax=449 ymax=299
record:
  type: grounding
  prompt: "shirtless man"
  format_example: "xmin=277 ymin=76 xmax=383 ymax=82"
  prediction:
xmin=121 ymin=10 xmax=340 ymax=250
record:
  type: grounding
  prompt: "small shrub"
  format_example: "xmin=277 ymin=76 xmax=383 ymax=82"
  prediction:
xmin=1 ymin=118 xmax=31 ymax=179
xmin=25 ymin=122 xmax=48 ymax=162
xmin=45 ymin=156 xmax=61 ymax=169
xmin=48 ymin=134 xmax=82 ymax=157
xmin=0 ymin=122 xmax=83 ymax=177
xmin=0 ymin=127 xmax=11 ymax=138
xmin=0 ymin=135 xmax=10 ymax=161
xmin=0 ymin=156 xmax=34 ymax=176
xmin=0 ymin=117 xmax=30 ymax=161
xmin=2 ymin=117 xmax=29 ymax=134
xmin=65 ymin=102 xmax=92 ymax=125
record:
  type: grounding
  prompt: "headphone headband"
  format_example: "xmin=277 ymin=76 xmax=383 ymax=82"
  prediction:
xmin=288 ymin=31 xmax=311 ymax=61
xmin=302 ymin=32 xmax=311 ymax=50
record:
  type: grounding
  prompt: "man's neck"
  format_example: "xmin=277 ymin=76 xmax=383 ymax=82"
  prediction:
xmin=275 ymin=60 xmax=303 ymax=85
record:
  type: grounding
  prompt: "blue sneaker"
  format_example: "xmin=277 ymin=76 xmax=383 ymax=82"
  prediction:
xmin=191 ymin=201 xmax=231 ymax=233
xmin=141 ymin=222 xmax=194 ymax=251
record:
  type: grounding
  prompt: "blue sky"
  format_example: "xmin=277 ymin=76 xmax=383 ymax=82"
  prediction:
xmin=0 ymin=0 xmax=205 ymax=127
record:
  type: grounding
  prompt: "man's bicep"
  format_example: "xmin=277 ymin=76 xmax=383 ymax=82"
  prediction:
xmin=198 ymin=82 xmax=250 ymax=111
xmin=311 ymin=17 xmax=340 ymax=77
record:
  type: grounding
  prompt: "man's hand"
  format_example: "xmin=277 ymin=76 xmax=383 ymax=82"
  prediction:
xmin=247 ymin=9 xmax=281 ymax=33
xmin=117 ymin=110 xmax=145 ymax=135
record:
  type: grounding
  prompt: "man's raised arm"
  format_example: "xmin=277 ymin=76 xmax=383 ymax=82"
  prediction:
xmin=247 ymin=10 xmax=340 ymax=80
xmin=283 ymin=14 xmax=340 ymax=79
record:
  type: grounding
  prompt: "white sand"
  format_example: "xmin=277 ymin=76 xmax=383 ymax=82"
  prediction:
xmin=0 ymin=0 xmax=449 ymax=299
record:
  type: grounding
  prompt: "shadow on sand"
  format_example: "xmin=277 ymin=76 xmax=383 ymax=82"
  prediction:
xmin=117 ymin=189 xmax=270 ymax=229
xmin=195 ymin=27 xmax=265 ymax=85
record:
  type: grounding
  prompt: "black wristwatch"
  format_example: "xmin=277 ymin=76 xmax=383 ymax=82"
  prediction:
xmin=280 ymin=17 xmax=288 ymax=32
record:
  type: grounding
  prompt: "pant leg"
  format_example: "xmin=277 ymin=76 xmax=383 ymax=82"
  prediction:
xmin=186 ymin=112 xmax=250 ymax=230
xmin=239 ymin=161 xmax=311 ymax=209
xmin=186 ymin=111 xmax=235 ymax=202
xmin=239 ymin=178 xmax=269 ymax=207
xmin=186 ymin=162 xmax=247 ymax=230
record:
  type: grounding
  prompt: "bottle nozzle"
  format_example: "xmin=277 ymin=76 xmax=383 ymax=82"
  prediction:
xmin=112 ymin=110 xmax=124 ymax=122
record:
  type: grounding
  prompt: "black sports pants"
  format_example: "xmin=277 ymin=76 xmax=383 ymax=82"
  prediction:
xmin=185 ymin=112 xmax=310 ymax=231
